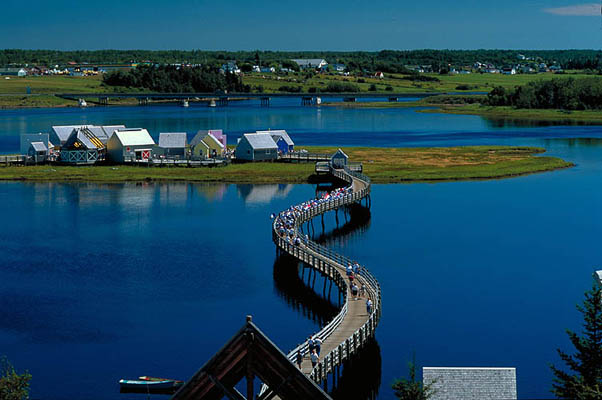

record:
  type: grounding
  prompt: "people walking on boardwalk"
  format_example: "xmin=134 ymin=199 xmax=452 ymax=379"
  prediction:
xmin=366 ymin=298 xmax=373 ymax=314
xmin=353 ymin=262 xmax=360 ymax=274
xmin=360 ymin=283 xmax=366 ymax=298
xmin=346 ymin=264 xmax=352 ymax=276
xmin=313 ymin=336 xmax=322 ymax=356
xmin=349 ymin=271 xmax=355 ymax=284
xmin=351 ymin=282 xmax=359 ymax=299
xmin=307 ymin=336 xmax=315 ymax=354
xmin=296 ymin=350 xmax=303 ymax=369
xmin=310 ymin=349 xmax=319 ymax=368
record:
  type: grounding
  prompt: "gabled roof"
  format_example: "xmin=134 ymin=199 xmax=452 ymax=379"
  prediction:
xmin=171 ymin=316 xmax=331 ymax=400
xmin=242 ymin=133 xmax=278 ymax=150
xmin=423 ymin=367 xmax=517 ymax=400
xmin=30 ymin=142 xmax=47 ymax=152
xmin=256 ymin=130 xmax=294 ymax=146
xmin=202 ymin=133 xmax=225 ymax=149
xmin=208 ymin=129 xmax=224 ymax=140
xmin=86 ymin=126 xmax=108 ymax=142
xmin=64 ymin=128 xmax=100 ymax=150
xmin=102 ymin=125 xmax=126 ymax=139
xmin=112 ymin=129 xmax=155 ymax=146
xmin=51 ymin=126 xmax=81 ymax=143
xmin=190 ymin=130 xmax=209 ymax=147
xmin=159 ymin=132 xmax=187 ymax=148
xmin=331 ymin=148 xmax=348 ymax=159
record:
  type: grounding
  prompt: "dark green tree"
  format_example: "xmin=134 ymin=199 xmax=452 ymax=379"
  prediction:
xmin=0 ymin=357 xmax=32 ymax=400
xmin=392 ymin=356 xmax=436 ymax=400
xmin=551 ymin=284 xmax=602 ymax=399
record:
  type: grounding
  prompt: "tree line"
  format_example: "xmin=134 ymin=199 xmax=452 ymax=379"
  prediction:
xmin=102 ymin=65 xmax=250 ymax=93
xmin=3 ymin=49 xmax=602 ymax=72
xmin=486 ymin=77 xmax=602 ymax=110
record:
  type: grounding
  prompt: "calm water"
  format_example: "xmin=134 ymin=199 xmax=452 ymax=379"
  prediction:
xmin=1 ymin=102 xmax=602 ymax=399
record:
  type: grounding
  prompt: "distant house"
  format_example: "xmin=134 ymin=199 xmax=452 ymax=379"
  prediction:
xmin=256 ymin=130 xmax=294 ymax=154
xmin=502 ymin=67 xmax=516 ymax=75
xmin=107 ymin=128 xmax=155 ymax=163
xmin=28 ymin=142 xmax=48 ymax=163
xmin=291 ymin=59 xmax=328 ymax=70
xmin=330 ymin=148 xmax=348 ymax=169
xmin=374 ymin=71 xmax=384 ymax=79
xmin=221 ymin=61 xmax=240 ymax=74
xmin=20 ymin=133 xmax=51 ymax=155
xmin=190 ymin=131 xmax=225 ymax=158
xmin=235 ymin=133 xmax=278 ymax=161
xmin=0 ymin=68 xmax=26 ymax=76
xmin=331 ymin=64 xmax=346 ymax=72
xmin=260 ymin=66 xmax=276 ymax=73
xmin=60 ymin=128 xmax=105 ymax=164
xmin=158 ymin=132 xmax=187 ymax=158
xmin=252 ymin=65 xmax=261 ymax=73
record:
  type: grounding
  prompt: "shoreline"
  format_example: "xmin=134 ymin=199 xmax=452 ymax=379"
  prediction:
xmin=0 ymin=146 xmax=573 ymax=184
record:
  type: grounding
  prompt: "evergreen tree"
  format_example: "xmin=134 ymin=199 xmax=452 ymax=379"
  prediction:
xmin=0 ymin=357 xmax=32 ymax=400
xmin=392 ymin=355 xmax=436 ymax=400
xmin=551 ymin=283 xmax=602 ymax=399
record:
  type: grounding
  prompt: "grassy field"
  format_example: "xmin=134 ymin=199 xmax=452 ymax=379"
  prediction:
xmin=0 ymin=146 xmax=572 ymax=184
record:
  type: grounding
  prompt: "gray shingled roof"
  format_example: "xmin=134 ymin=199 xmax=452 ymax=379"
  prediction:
xmin=64 ymin=129 xmax=98 ymax=150
xmin=159 ymin=132 xmax=187 ymax=148
xmin=87 ymin=126 xmax=108 ymax=141
xmin=423 ymin=367 xmax=517 ymax=400
xmin=256 ymin=130 xmax=294 ymax=146
xmin=30 ymin=142 xmax=47 ymax=152
xmin=51 ymin=126 xmax=79 ymax=143
xmin=190 ymin=130 xmax=209 ymax=147
xmin=102 ymin=125 xmax=125 ymax=139
xmin=244 ymin=133 xmax=278 ymax=150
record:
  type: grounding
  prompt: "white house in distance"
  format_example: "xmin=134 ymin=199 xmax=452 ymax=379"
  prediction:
xmin=256 ymin=130 xmax=294 ymax=154
xmin=107 ymin=128 xmax=155 ymax=163
xmin=235 ymin=133 xmax=278 ymax=161
xmin=291 ymin=59 xmax=328 ymax=70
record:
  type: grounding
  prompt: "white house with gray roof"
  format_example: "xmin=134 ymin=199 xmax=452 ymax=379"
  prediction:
xmin=235 ymin=133 xmax=278 ymax=161
xmin=107 ymin=128 xmax=155 ymax=163
xmin=423 ymin=367 xmax=517 ymax=400
xmin=256 ymin=130 xmax=294 ymax=154
xmin=291 ymin=59 xmax=328 ymax=69
xmin=158 ymin=132 xmax=187 ymax=158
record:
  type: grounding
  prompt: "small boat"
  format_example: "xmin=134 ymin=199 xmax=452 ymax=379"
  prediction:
xmin=78 ymin=98 xmax=87 ymax=107
xmin=181 ymin=99 xmax=189 ymax=107
xmin=119 ymin=378 xmax=184 ymax=394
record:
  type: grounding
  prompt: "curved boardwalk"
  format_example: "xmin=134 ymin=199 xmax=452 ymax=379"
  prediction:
xmin=270 ymin=166 xmax=382 ymax=390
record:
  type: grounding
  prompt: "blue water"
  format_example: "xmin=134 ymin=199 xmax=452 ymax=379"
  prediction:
xmin=1 ymin=102 xmax=602 ymax=399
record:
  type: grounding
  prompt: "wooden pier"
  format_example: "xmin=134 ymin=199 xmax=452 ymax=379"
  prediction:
xmin=264 ymin=165 xmax=380 ymax=397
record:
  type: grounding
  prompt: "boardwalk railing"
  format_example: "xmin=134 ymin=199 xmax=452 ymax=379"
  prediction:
xmin=268 ymin=165 xmax=381 ymax=390
xmin=280 ymin=152 xmax=331 ymax=162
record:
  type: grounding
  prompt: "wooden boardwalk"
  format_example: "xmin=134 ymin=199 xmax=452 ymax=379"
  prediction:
xmin=266 ymin=165 xmax=381 ymax=396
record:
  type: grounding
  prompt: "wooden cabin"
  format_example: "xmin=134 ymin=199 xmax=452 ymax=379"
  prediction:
xmin=330 ymin=148 xmax=348 ymax=169
xmin=235 ymin=133 xmax=278 ymax=161
xmin=107 ymin=128 xmax=155 ymax=163
xmin=158 ymin=132 xmax=187 ymax=158
xmin=190 ymin=131 xmax=225 ymax=158
xmin=28 ymin=142 xmax=48 ymax=163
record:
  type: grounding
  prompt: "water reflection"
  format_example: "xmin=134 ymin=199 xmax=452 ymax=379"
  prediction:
xmin=484 ymin=116 xmax=602 ymax=128
xmin=237 ymin=184 xmax=293 ymax=204
xmin=331 ymin=338 xmax=382 ymax=400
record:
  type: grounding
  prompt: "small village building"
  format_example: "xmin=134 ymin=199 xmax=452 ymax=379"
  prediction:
xmin=189 ymin=131 xmax=225 ymax=158
xmin=235 ymin=133 xmax=278 ymax=161
xmin=208 ymin=129 xmax=227 ymax=148
xmin=107 ymin=128 xmax=155 ymax=163
xmin=330 ymin=148 xmax=348 ymax=169
xmin=256 ymin=130 xmax=294 ymax=154
xmin=0 ymin=68 xmax=27 ymax=76
xmin=101 ymin=125 xmax=126 ymax=143
xmin=374 ymin=71 xmax=384 ymax=79
xmin=201 ymin=133 xmax=225 ymax=158
xmin=158 ymin=132 xmax=187 ymax=158
xmin=60 ymin=128 xmax=105 ymax=164
xmin=28 ymin=142 xmax=48 ymax=163
xmin=20 ymin=133 xmax=51 ymax=155
xmin=331 ymin=63 xmax=346 ymax=72
xmin=291 ymin=59 xmax=328 ymax=70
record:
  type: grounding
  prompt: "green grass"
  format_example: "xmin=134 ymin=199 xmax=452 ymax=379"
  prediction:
xmin=0 ymin=75 xmax=107 ymax=94
xmin=0 ymin=146 xmax=572 ymax=184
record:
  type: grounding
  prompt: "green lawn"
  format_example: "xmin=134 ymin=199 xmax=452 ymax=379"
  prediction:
xmin=0 ymin=146 xmax=572 ymax=184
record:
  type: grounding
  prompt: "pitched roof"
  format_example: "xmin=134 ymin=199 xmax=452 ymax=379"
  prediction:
xmin=30 ymin=142 xmax=47 ymax=152
xmin=171 ymin=317 xmax=331 ymax=400
xmin=208 ymin=129 xmax=224 ymax=140
xmin=291 ymin=59 xmax=327 ymax=67
xmin=423 ymin=367 xmax=517 ymax=400
xmin=159 ymin=132 xmax=187 ymax=148
xmin=331 ymin=148 xmax=348 ymax=159
xmin=190 ymin=130 xmax=209 ymax=147
xmin=102 ymin=125 xmax=126 ymax=139
xmin=51 ymin=126 xmax=80 ymax=142
xmin=242 ymin=133 xmax=277 ymax=150
xmin=202 ymin=133 xmax=224 ymax=149
xmin=256 ymin=130 xmax=294 ymax=146
xmin=64 ymin=129 xmax=99 ymax=150
xmin=113 ymin=129 xmax=155 ymax=146
xmin=86 ymin=126 xmax=109 ymax=142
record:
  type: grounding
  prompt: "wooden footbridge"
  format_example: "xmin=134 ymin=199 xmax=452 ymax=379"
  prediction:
xmin=262 ymin=164 xmax=381 ymax=397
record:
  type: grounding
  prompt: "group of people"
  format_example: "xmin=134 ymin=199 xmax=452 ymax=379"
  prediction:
xmin=295 ymin=335 xmax=324 ymax=369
